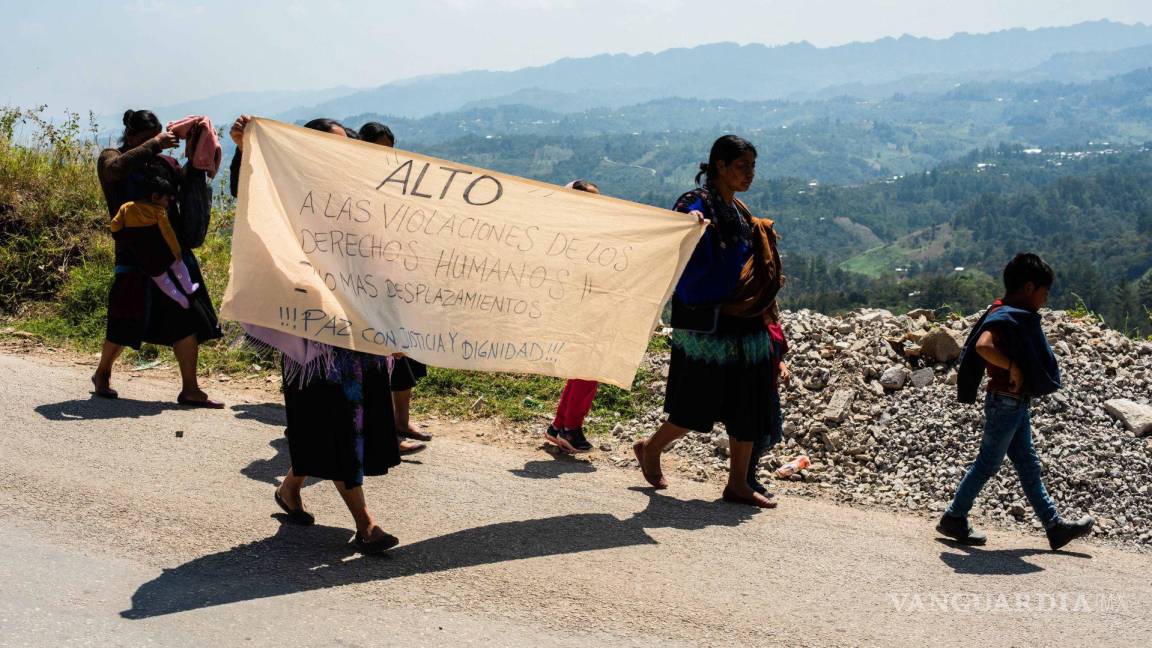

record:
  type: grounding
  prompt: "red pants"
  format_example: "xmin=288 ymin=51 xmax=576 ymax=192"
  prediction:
xmin=551 ymin=379 xmax=599 ymax=429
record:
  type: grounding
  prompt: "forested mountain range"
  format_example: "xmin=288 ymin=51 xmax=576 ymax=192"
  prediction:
xmin=282 ymin=20 xmax=1152 ymax=119
xmin=339 ymin=67 xmax=1152 ymax=191
xmin=133 ymin=20 xmax=1152 ymax=129
xmin=742 ymin=144 xmax=1152 ymax=335
xmin=159 ymin=20 xmax=1152 ymax=332
xmin=373 ymin=106 xmax=1152 ymax=333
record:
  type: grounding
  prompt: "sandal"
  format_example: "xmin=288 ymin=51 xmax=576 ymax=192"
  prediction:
xmin=274 ymin=488 xmax=315 ymax=526
xmin=91 ymin=375 xmax=118 ymax=399
xmin=633 ymin=440 xmax=668 ymax=489
xmin=177 ymin=393 xmax=225 ymax=409
xmin=399 ymin=437 xmax=427 ymax=455
xmin=354 ymin=527 xmax=399 ymax=555
xmin=399 ymin=426 xmax=433 ymax=442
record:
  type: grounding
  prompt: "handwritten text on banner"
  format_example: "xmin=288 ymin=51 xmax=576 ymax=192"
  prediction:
xmin=220 ymin=119 xmax=702 ymax=387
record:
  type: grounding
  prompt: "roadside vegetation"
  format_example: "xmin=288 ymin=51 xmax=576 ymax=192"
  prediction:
xmin=1 ymin=106 xmax=1147 ymax=435
xmin=0 ymin=107 xmax=664 ymax=433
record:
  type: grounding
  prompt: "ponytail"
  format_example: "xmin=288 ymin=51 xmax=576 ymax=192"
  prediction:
xmin=694 ymin=162 xmax=709 ymax=185
xmin=303 ymin=118 xmax=347 ymax=134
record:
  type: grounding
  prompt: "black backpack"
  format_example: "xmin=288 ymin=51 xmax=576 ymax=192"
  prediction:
xmin=174 ymin=163 xmax=211 ymax=249
xmin=172 ymin=122 xmax=213 ymax=249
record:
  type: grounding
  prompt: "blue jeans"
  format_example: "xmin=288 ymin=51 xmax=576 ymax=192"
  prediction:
xmin=946 ymin=392 xmax=1060 ymax=528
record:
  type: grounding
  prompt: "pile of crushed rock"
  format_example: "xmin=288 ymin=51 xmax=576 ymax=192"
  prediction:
xmin=608 ymin=308 xmax=1152 ymax=548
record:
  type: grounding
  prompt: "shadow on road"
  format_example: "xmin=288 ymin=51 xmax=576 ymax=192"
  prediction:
xmin=509 ymin=454 xmax=597 ymax=479
xmin=935 ymin=538 xmax=1091 ymax=575
xmin=627 ymin=487 xmax=758 ymax=532
xmin=35 ymin=398 xmax=183 ymax=421
xmin=239 ymin=419 xmax=421 ymax=489
xmin=121 ymin=515 xmax=655 ymax=619
xmin=232 ymin=402 xmax=286 ymax=427
xmin=240 ymin=437 xmax=323 ymax=488
xmin=121 ymin=490 xmax=757 ymax=619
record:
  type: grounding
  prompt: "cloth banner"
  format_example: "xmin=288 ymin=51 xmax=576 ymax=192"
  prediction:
xmin=221 ymin=118 xmax=703 ymax=387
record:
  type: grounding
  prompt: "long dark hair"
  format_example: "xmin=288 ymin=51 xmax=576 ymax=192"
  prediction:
xmin=695 ymin=135 xmax=757 ymax=185
xmin=121 ymin=109 xmax=161 ymax=144
xmin=130 ymin=159 xmax=178 ymax=201
xmin=302 ymin=118 xmax=348 ymax=134
xmin=568 ymin=179 xmax=599 ymax=193
xmin=359 ymin=121 xmax=395 ymax=145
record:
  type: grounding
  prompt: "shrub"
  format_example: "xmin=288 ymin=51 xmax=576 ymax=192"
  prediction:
xmin=0 ymin=107 xmax=105 ymax=313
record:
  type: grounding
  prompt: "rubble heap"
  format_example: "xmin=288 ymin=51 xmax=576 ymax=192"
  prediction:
xmin=615 ymin=308 xmax=1152 ymax=548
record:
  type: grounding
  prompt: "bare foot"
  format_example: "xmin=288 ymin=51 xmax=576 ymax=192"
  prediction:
xmin=633 ymin=440 xmax=668 ymax=489
xmin=722 ymin=485 xmax=777 ymax=508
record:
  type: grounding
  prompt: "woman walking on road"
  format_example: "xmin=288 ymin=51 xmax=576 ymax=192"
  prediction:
xmin=634 ymin=135 xmax=788 ymax=508
xmin=94 ymin=109 xmax=223 ymax=407
xmin=229 ymin=115 xmax=402 ymax=554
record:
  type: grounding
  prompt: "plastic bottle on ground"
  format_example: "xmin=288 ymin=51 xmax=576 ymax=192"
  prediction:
xmin=774 ymin=455 xmax=811 ymax=479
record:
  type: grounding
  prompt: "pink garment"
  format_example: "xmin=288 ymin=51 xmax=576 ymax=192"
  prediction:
xmin=552 ymin=379 xmax=600 ymax=429
xmin=167 ymin=115 xmax=222 ymax=177
xmin=767 ymin=322 xmax=788 ymax=388
xmin=242 ymin=323 xmax=397 ymax=387
xmin=242 ymin=323 xmax=327 ymax=368
xmin=151 ymin=272 xmax=189 ymax=309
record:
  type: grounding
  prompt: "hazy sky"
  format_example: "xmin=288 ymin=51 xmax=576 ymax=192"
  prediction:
xmin=3 ymin=0 xmax=1151 ymax=114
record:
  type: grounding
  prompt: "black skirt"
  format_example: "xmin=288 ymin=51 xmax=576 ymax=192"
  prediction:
xmin=664 ymin=314 xmax=777 ymax=443
xmin=390 ymin=357 xmax=427 ymax=392
xmin=283 ymin=361 xmax=401 ymax=487
xmin=105 ymin=252 xmax=221 ymax=349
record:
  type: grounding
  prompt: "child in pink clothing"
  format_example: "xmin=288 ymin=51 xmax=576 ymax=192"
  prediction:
xmin=543 ymin=180 xmax=601 ymax=454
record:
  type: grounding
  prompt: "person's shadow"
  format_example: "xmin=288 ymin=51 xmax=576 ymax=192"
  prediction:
xmin=234 ymin=396 xmax=288 ymax=490
xmin=627 ymin=487 xmax=758 ymax=532
xmin=121 ymin=489 xmax=759 ymax=619
xmin=240 ymin=437 xmax=326 ymax=488
xmin=232 ymin=403 xmax=286 ymax=427
xmin=508 ymin=453 xmax=597 ymax=479
xmin=935 ymin=538 xmax=1091 ymax=576
xmin=35 ymin=398 xmax=183 ymax=421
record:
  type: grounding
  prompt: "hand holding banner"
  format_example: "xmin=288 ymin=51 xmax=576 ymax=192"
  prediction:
xmin=221 ymin=119 xmax=702 ymax=387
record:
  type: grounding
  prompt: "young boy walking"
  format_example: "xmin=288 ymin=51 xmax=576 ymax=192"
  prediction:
xmin=937 ymin=253 xmax=1094 ymax=551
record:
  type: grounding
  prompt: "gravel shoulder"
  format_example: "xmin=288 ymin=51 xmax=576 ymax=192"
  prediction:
xmin=2 ymin=350 xmax=1152 ymax=648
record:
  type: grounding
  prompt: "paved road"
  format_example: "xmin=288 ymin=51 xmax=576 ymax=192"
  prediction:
xmin=1 ymin=353 xmax=1150 ymax=647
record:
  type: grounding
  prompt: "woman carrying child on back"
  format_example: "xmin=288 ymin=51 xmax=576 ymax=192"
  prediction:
xmin=93 ymin=109 xmax=222 ymax=407
xmin=109 ymin=167 xmax=201 ymax=310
